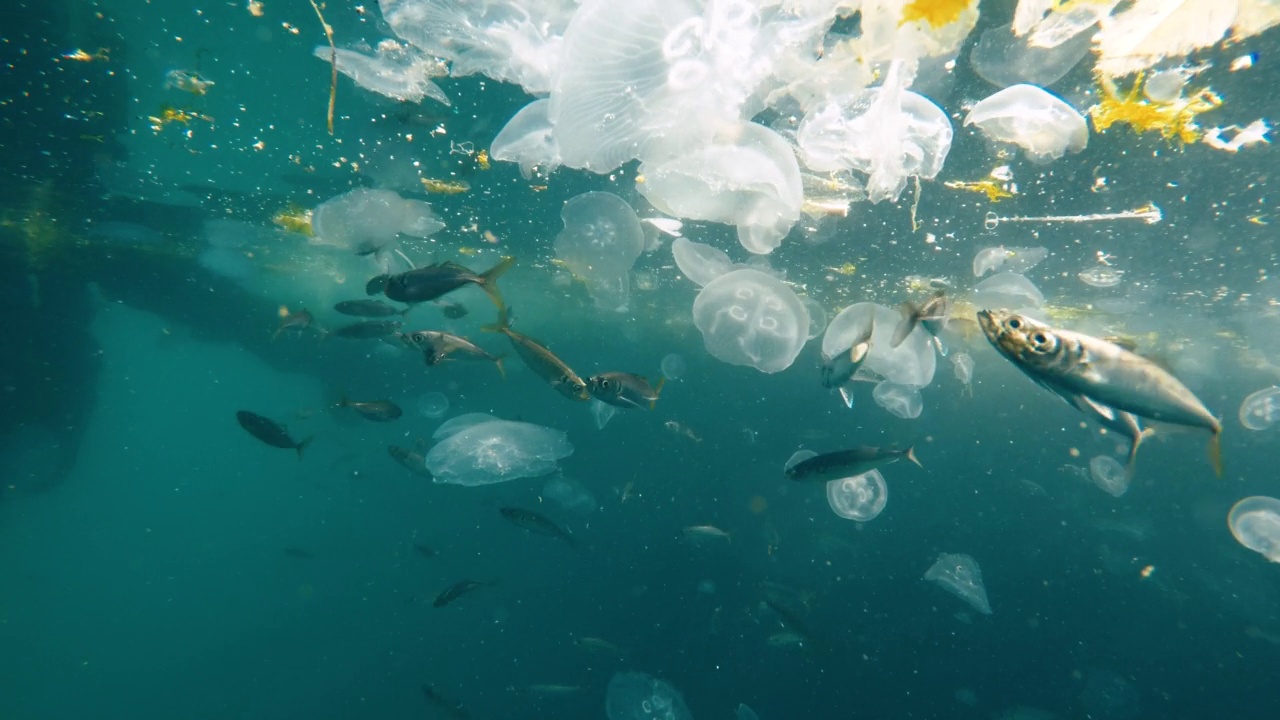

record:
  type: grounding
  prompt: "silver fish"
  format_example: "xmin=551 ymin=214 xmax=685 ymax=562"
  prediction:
xmin=587 ymin=372 xmax=665 ymax=410
xmin=784 ymin=445 xmax=921 ymax=482
xmin=821 ymin=325 xmax=874 ymax=409
xmin=977 ymin=309 xmax=1222 ymax=476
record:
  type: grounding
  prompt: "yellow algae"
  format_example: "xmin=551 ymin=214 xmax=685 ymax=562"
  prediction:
xmin=900 ymin=0 xmax=975 ymax=28
xmin=148 ymin=106 xmax=214 ymax=133
xmin=1088 ymin=73 xmax=1222 ymax=144
xmin=475 ymin=149 xmax=491 ymax=170
xmin=420 ymin=177 xmax=470 ymax=195
xmin=944 ymin=179 xmax=1015 ymax=202
xmin=272 ymin=206 xmax=314 ymax=236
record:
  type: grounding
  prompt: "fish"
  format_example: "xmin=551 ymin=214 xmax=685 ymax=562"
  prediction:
xmin=235 ymin=410 xmax=312 ymax=458
xmin=761 ymin=597 xmax=822 ymax=651
xmin=586 ymin=372 xmax=665 ymax=410
xmin=272 ymin=307 xmax=316 ymax=341
xmin=976 ymin=309 xmax=1223 ymax=476
xmin=683 ymin=525 xmax=732 ymax=544
xmin=784 ymin=445 xmax=921 ymax=482
xmin=413 ymin=543 xmax=437 ymax=559
xmin=388 ymin=445 xmax=433 ymax=478
xmin=891 ymin=290 xmax=950 ymax=349
xmin=400 ymin=331 xmax=506 ymax=377
xmin=483 ymin=306 xmax=590 ymax=401
xmin=366 ymin=256 xmax=514 ymax=308
xmin=525 ymin=684 xmax=583 ymax=696
xmin=432 ymin=579 xmax=488 ymax=608
xmin=324 ymin=319 xmax=403 ymax=340
xmin=821 ymin=323 xmax=874 ymax=408
xmin=575 ymin=636 xmax=627 ymax=657
xmin=333 ymin=299 xmax=409 ymax=317
xmin=338 ymin=395 xmax=403 ymax=422
xmin=664 ymin=420 xmax=702 ymax=443
xmin=1042 ymin=381 xmax=1155 ymax=472
xmin=498 ymin=506 xmax=576 ymax=546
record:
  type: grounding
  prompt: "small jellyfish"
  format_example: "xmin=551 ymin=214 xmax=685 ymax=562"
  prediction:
xmin=417 ymin=392 xmax=450 ymax=419
xmin=971 ymin=272 xmax=1046 ymax=309
xmin=1238 ymin=387 xmax=1280 ymax=431
xmin=605 ymin=672 xmax=692 ymax=720
xmin=671 ymin=237 xmax=736 ymax=287
xmin=697 ymin=579 xmax=717 ymax=595
xmin=1089 ymin=455 xmax=1130 ymax=497
xmin=1079 ymin=265 xmax=1125 ymax=288
xmin=964 ymin=84 xmax=1088 ymax=163
xmin=591 ymin=398 xmax=617 ymax=429
xmin=661 ymin=353 xmax=687 ymax=381
xmin=737 ymin=704 xmax=760 ymax=720
xmin=1228 ymin=496 xmax=1280 ymax=562
xmin=826 ymin=470 xmax=888 ymax=521
xmin=951 ymin=352 xmax=975 ymax=387
xmin=972 ymin=246 xmax=1048 ymax=277
xmin=872 ymin=381 xmax=923 ymax=419
xmin=924 ymin=552 xmax=992 ymax=615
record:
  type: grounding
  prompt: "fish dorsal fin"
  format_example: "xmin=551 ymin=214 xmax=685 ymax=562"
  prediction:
xmin=1103 ymin=335 xmax=1139 ymax=352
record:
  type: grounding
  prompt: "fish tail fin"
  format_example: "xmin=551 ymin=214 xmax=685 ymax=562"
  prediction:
xmin=477 ymin=256 xmax=515 ymax=309
xmin=1208 ymin=431 xmax=1224 ymax=478
xmin=650 ymin=376 xmax=667 ymax=410
xmin=494 ymin=355 xmax=507 ymax=380
xmin=481 ymin=304 xmax=511 ymax=334
xmin=905 ymin=445 xmax=923 ymax=469
xmin=838 ymin=386 xmax=855 ymax=409
xmin=296 ymin=435 xmax=314 ymax=459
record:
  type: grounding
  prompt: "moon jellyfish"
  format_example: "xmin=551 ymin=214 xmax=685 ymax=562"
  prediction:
xmin=543 ymin=475 xmax=597 ymax=516
xmin=637 ymin=123 xmax=803 ymax=255
xmin=312 ymin=188 xmax=444 ymax=252
xmin=952 ymin=352 xmax=975 ymax=388
xmin=490 ymin=98 xmax=561 ymax=180
xmin=971 ymin=272 xmax=1046 ymax=309
xmin=1080 ymin=669 xmax=1140 ymax=720
xmin=826 ymin=469 xmax=888 ymax=521
xmin=1238 ymin=387 xmax=1280 ymax=430
xmin=591 ymin=398 xmax=618 ymax=429
xmin=872 ymin=381 xmax=924 ymax=419
xmin=823 ymin=303 xmax=936 ymax=387
xmin=924 ymin=552 xmax=992 ymax=615
xmin=964 ymin=84 xmax=1088 ymax=163
xmin=737 ymin=704 xmax=760 ymax=720
xmin=671 ymin=237 xmax=736 ymax=287
xmin=315 ymin=41 xmax=450 ymax=105
xmin=660 ymin=354 xmax=687 ymax=381
xmin=554 ymin=192 xmax=645 ymax=311
xmin=692 ymin=268 xmax=809 ymax=374
xmin=432 ymin=412 xmax=499 ymax=441
xmin=1228 ymin=496 xmax=1280 ymax=562
xmin=1089 ymin=455 xmax=1130 ymax=497
xmin=972 ymin=246 xmax=1048 ymax=277
xmin=417 ymin=391 xmax=450 ymax=419
xmin=969 ymin=21 xmax=1092 ymax=89
xmin=426 ymin=420 xmax=572 ymax=486
xmin=605 ymin=671 xmax=692 ymax=720
xmin=1079 ymin=265 xmax=1125 ymax=288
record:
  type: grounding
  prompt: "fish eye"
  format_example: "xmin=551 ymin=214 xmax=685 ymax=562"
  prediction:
xmin=1008 ymin=318 xmax=1021 ymax=330
xmin=1033 ymin=333 xmax=1046 ymax=344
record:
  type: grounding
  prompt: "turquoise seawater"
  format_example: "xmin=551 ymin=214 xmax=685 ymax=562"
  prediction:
xmin=2 ymin=1 xmax=1279 ymax=719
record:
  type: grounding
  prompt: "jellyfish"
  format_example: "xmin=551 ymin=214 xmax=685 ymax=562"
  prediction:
xmin=826 ymin=470 xmax=888 ymax=521
xmin=692 ymin=268 xmax=810 ymax=374
xmin=795 ymin=59 xmax=952 ymax=203
xmin=873 ymin=381 xmax=924 ymax=419
xmin=1238 ymin=387 xmax=1280 ymax=431
xmin=417 ymin=391 xmax=450 ymax=419
xmin=490 ymin=98 xmax=561 ymax=180
xmin=591 ymin=398 xmax=617 ymax=429
xmin=964 ymin=84 xmax=1088 ymax=163
xmin=312 ymin=188 xmax=444 ymax=253
xmin=822 ymin=302 xmax=937 ymax=387
xmin=543 ymin=475 xmax=598 ymax=516
xmin=637 ymin=122 xmax=803 ymax=254
xmin=972 ymin=246 xmax=1048 ymax=277
xmin=924 ymin=552 xmax=992 ymax=615
xmin=736 ymin=704 xmax=760 ymax=720
xmin=605 ymin=671 xmax=692 ymax=720
xmin=426 ymin=420 xmax=572 ymax=486
xmin=951 ymin=352 xmax=975 ymax=390
xmin=1089 ymin=455 xmax=1130 ymax=497
xmin=969 ymin=21 xmax=1092 ymax=89
xmin=431 ymin=412 xmax=500 ymax=441
xmin=553 ymin=191 xmax=645 ymax=311
xmin=661 ymin=353 xmax=687 ymax=381
xmin=1227 ymin=496 xmax=1280 ymax=562
xmin=971 ymin=272 xmax=1046 ymax=309
xmin=800 ymin=296 xmax=827 ymax=340
xmin=671 ymin=237 xmax=736 ymax=288
xmin=1079 ymin=265 xmax=1126 ymax=288
xmin=315 ymin=41 xmax=450 ymax=105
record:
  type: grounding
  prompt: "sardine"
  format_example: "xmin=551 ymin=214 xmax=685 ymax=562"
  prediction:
xmin=338 ymin=395 xmax=403 ymax=422
xmin=821 ymin=324 xmax=874 ymax=408
xmin=400 ymin=331 xmax=506 ymax=377
xmin=333 ymin=299 xmax=409 ymax=317
xmin=483 ymin=307 xmax=589 ymax=401
xmin=499 ymin=506 xmax=576 ymax=546
xmin=367 ymin=256 xmax=514 ymax=308
xmin=977 ymin=309 xmax=1222 ymax=476
xmin=432 ymin=579 xmax=487 ymax=608
xmin=586 ymin=372 xmax=665 ymax=410
xmin=236 ymin=410 xmax=312 ymax=458
xmin=784 ymin=445 xmax=921 ymax=482
xmin=891 ymin=290 xmax=949 ymax=349
xmin=325 ymin=319 xmax=403 ymax=340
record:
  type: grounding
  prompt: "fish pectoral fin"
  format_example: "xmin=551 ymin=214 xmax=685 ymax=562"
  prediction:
xmin=1078 ymin=395 xmax=1119 ymax=422
xmin=1208 ymin=432 xmax=1224 ymax=479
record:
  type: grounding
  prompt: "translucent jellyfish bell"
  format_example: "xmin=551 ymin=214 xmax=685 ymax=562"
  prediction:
xmin=737 ymin=704 xmax=760 ymax=720
xmin=491 ymin=98 xmax=561 ymax=180
xmin=426 ymin=420 xmax=572 ymax=486
xmin=1079 ymin=265 xmax=1125 ymax=288
xmin=971 ymin=272 xmax=1046 ymax=309
xmin=605 ymin=671 xmax=692 ymax=720
xmin=924 ymin=552 xmax=992 ymax=615
xmin=796 ymin=60 xmax=952 ymax=203
xmin=417 ymin=391 xmax=450 ymax=419
xmin=315 ymin=41 xmax=450 ymax=105
xmin=543 ymin=475 xmax=597 ymax=516
xmin=1239 ymin=388 xmax=1280 ymax=431
xmin=972 ymin=246 xmax=1048 ymax=277
xmin=951 ymin=352 xmax=975 ymax=386
xmin=1089 ymin=455 xmax=1130 ymax=497
xmin=553 ymin=192 xmax=646 ymax=311
xmin=432 ymin=412 xmax=499 ymax=441
xmin=671 ymin=237 xmax=736 ymax=287
xmin=964 ymin=84 xmax=1088 ymax=163
xmin=637 ymin=123 xmax=803 ymax=255
xmin=591 ymin=398 xmax=617 ymax=429
xmin=801 ymin=296 xmax=827 ymax=340
xmin=660 ymin=353 xmax=687 ymax=381
xmin=1227 ymin=496 xmax=1280 ymax=562
xmin=692 ymin=268 xmax=810 ymax=374
xmin=822 ymin=302 xmax=937 ymax=387
xmin=312 ymin=188 xmax=444 ymax=251
xmin=872 ymin=381 xmax=924 ymax=419
xmin=969 ymin=21 xmax=1092 ymax=89
xmin=826 ymin=470 xmax=888 ymax=521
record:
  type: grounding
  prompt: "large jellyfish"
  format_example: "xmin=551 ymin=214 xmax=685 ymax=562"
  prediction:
xmin=605 ymin=671 xmax=692 ymax=720
xmin=692 ymin=268 xmax=809 ymax=373
xmin=1227 ymin=496 xmax=1280 ymax=562
xmin=822 ymin=302 xmax=936 ymax=387
xmin=873 ymin=381 xmax=924 ymax=419
xmin=432 ymin=412 xmax=500 ymax=441
xmin=425 ymin=420 xmax=572 ymax=486
xmin=490 ymin=98 xmax=561 ymax=180
xmin=312 ymin=188 xmax=444 ymax=254
xmin=637 ymin=122 xmax=803 ymax=255
xmin=964 ymin=84 xmax=1088 ymax=163
xmin=553 ymin=192 xmax=645 ymax=311
xmin=924 ymin=552 xmax=992 ymax=615
xmin=1239 ymin=387 xmax=1280 ymax=430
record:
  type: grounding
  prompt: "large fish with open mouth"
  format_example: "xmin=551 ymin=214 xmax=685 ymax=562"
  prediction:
xmin=976 ymin=309 xmax=1222 ymax=476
